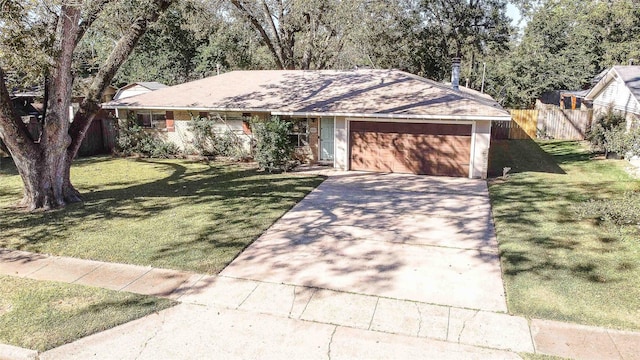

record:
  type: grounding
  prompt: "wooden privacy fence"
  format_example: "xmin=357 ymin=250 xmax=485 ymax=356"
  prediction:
xmin=78 ymin=118 xmax=117 ymax=156
xmin=510 ymin=109 xmax=538 ymax=139
xmin=24 ymin=117 xmax=116 ymax=157
xmin=492 ymin=109 xmax=593 ymax=140
xmin=537 ymin=108 xmax=592 ymax=140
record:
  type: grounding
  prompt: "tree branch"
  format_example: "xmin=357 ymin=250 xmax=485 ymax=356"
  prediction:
xmin=0 ymin=67 xmax=37 ymax=153
xmin=68 ymin=0 xmax=174 ymax=158
xmin=75 ymin=0 xmax=117 ymax=46
xmin=230 ymin=0 xmax=285 ymax=69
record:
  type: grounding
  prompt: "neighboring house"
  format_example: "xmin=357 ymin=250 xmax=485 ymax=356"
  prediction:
xmin=585 ymin=66 xmax=640 ymax=128
xmin=10 ymin=91 xmax=42 ymax=142
xmin=559 ymin=90 xmax=590 ymax=110
xmin=10 ymin=91 xmax=42 ymax=122
xmin=113 ymin=82 xmax=168 ymax=100
xmin=102 ymin=69 xmax=511 ymax=178
xmin=538 ymin=89 xmax=592 ymax=111
xmin=3 ymin=89 xmax=117 ymax=157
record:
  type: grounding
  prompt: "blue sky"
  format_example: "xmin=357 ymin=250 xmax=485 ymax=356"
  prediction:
xmin=506 ymin=3 xmax=524 ymax=29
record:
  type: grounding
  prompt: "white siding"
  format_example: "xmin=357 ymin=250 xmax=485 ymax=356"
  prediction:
xmin=334 ymin=117 xmax=348 ymax=170
xmin=114 ymin=85 xmax=154 ymax=100
xmin=167 ymin=120 xmax=195 ymax=153
xmin=166 ymin=118 xmax=251 ymax=154
xmin=471 ymin=120 xmax=491 ymax=179
xmin=592 ymin=76 xmax=640 ymax=116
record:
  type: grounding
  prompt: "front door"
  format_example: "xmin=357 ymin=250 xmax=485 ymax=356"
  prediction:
xmin=320 ymin=117 xmax=334 ymax=161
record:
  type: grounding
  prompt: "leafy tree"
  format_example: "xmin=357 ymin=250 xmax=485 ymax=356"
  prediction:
xmin=229 ymin=0 xmax=345 ymax=69
xmin=590 ymin=0 xmax=640 ymax=67
xmin=337 ymin=0 xmax=420 ymax=70
xmin=114 ymin=7 xmax=205 ymax=85
xmin=192 ymin=13 xmax=277 ymax=74
xmin=228 ymin=0 xmax=422 ymax=70
xmin=107 ymin=0 xmax=514 ymax=80
xmin=0 ymin=0 xmax=174 ymax=210
xmin=492 ymin=0 xmax=640 ymax=108
xmin=413 ymin=0 xmax=513 ymax=81
xmin=251 ymin=116 xmax=295 ymax=172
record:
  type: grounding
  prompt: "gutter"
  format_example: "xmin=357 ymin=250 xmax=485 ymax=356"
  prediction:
xmin=271 ymin=111 xmax=511 ymax=122
xmin=101 ymin=105 xmax=511 ymax=122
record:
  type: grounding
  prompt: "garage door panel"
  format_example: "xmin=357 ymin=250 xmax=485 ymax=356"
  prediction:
xmin=350 ymin=131 xmax=375 ymax=170
xmin=350 ymin=121 xmax=472 ymax=177
xmin=437 ymin=159 xmax=468 ymax=177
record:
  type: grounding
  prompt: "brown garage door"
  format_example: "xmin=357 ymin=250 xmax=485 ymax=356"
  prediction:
xmin=350 ymin=121 xmax=472 ymax=177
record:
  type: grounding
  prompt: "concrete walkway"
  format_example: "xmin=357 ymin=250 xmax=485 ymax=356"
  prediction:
xmin=1 ymin=249 xmax=639 ymax=360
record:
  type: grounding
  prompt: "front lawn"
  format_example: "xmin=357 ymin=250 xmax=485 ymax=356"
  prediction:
xmin=488 ymin=140 xmax=640 ymax=330
xmin=0 ymin=275 xmax=174 ymax=351
xmin=0 ymin=157 xmax=324 ymax=273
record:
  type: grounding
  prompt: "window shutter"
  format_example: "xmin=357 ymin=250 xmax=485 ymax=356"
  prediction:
xmin=166 ymin=111 xmax=175 ymax=132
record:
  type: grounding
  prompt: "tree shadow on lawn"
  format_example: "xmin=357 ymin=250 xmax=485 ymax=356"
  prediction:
xmin=488 ymin=139 xmax=566 ymax=177
xmin=0 ymin=155 xmax=113 ymax=176
xmin=488 ymin=141 xmax=638 ymax=285
xmin=540 ymin=140 xmax=594 ymax=166
xmin=0 ymin=158 xmax=325 ymax=272
xmin=21 ymin=295 xmax=175 ymax=352
xmin=499 ymin=246 xmax=628 ymax=285
xmin=492 ymin=181 xmax=635 ymax=285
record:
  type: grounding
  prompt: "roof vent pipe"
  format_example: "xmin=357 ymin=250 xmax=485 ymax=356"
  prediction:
xmin=451 ymin=57 xmax=461 ymax=91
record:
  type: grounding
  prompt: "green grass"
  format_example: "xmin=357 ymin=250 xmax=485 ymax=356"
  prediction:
xmin=0 ymin=275 xmax=175 ymax=351
xmin=488 ymin=140 xmax=640 ymax=331
xmin=0 ymin=156 xmax=324 ymax=273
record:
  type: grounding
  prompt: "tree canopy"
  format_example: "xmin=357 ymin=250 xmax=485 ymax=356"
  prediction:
xmin=0 ymin=0 xmax=175 ymax=210
xmin=491 ymin=0 xmax=640 ymax=108
xmin=1 ymin=0 xmax=640 ymax=210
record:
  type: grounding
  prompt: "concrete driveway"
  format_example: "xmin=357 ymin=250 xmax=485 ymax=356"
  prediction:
xmin=222 ymin=172 xmax=507 ymax=312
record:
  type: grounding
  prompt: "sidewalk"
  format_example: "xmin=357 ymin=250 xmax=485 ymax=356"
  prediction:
xmin=1 ymin=249 xmax=639 ymax=360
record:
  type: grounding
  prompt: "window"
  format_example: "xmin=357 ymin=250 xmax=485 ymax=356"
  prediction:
xmin=288 ymin=119 xmax=309 ymax=147
xmin=136 ymin=111 xmax=167 ymax=129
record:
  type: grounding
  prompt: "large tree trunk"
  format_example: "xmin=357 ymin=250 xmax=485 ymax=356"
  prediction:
xmin=0 ymin=68 xmax=71 ymax=211
xmin=38 ymin=5 xmax=81 ymax=209
xmin=0 ymin=4 xmax=81 ymax=211
xmin=0 ymin=0 xmax=174 ymax=211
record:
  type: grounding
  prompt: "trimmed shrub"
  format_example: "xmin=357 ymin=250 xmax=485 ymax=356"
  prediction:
xmin=116 ymin=113 xmax=179 ymax=158
xmin=189 ymin=115 xmax=217 ymax=156
xmin=216 ymin=130 xmax=248 ymax=159
xmin=251 ymin=116 xmax=296 ymax=172
xmin=603 ymin=126 xmax=640 ymax=159
xmin=575 ymin=193 xmax=640 ymax=226
xmin=587 ymin=108 xmax=626 ymax=153
xmin=188 ymin=114 xmax=248 ymax=159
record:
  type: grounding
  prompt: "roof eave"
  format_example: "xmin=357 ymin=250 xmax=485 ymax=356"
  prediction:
xmin=272 ymin=112 xmax=512 ymax=121
xmin=101 ymin=104 xmax=277 ymax=113
xmin=585 ymin=68 xmax=616 ymax=100
xmin=101 ymin=105 xmax=510 ymax=121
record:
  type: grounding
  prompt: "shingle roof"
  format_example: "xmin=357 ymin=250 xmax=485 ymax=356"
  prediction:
xmin=103 ymin=70 xmax=510 ymax=120
xmin=613 ymin=66 xmax=640 ymax=103
xmin=135 ymin=82 xmax=168 ymax=91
